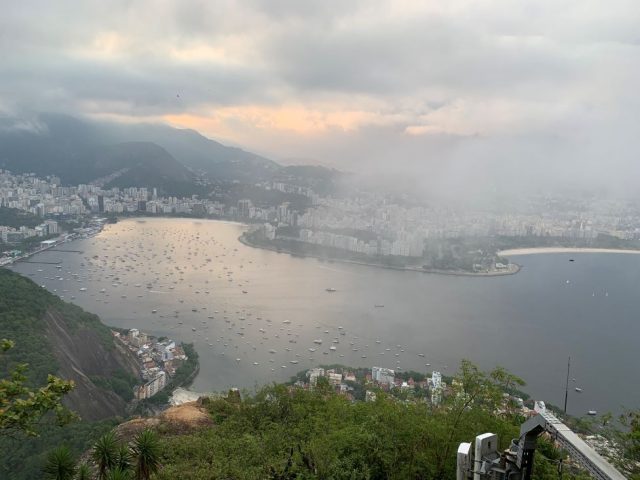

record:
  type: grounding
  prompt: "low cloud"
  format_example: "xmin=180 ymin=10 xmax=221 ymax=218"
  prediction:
xmin=1 ymin=0 xmax=639 ymax=198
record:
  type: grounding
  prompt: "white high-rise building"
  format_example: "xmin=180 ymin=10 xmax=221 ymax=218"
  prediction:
xmin=372 ymin=366 xmax=395 ymax=386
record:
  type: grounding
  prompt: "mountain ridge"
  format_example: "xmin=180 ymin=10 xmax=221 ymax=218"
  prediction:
xmin=0 ymin=113 xmax=343 ymax=195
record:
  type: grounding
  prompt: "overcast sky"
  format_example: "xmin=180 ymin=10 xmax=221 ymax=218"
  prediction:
xmin=1 ymin=1 xmax=639 ymax=198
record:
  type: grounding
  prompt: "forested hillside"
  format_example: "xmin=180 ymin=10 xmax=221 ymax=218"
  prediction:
xmin=0 ymin=206 xmax=42 ymax=229
xmin=0 ymin=268 xmax=139 ymax=479
xmin=153 ymin=376 xmax=588 ymax=479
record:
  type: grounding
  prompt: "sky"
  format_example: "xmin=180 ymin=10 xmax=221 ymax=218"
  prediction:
xmin=1 ymin=0 xmax=639 ymax=198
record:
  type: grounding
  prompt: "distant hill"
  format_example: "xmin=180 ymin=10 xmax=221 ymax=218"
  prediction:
xmin=96 ymin=119 xmax=281 ymax=183
xmin=0 ymin=114 xmax=342 ymax=195
xmin=0 ymin=115 xmax=199 ymax=196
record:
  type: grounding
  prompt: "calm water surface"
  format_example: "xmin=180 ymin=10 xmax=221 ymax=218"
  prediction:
xmin=9 ymin=218 xmax=640 ymax=416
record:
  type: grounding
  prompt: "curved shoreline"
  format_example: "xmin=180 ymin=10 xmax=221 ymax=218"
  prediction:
xmin=499 ymin=247 xmax=640 ymax=256
xmin=239 ymin=235 xmax=521 ymax=277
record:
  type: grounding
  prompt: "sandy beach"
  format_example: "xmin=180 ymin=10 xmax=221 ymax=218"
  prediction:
xmin=499 ymin=247 xmax=640 ymax=256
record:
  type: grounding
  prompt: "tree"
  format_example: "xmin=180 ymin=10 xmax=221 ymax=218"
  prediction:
xmin=132 ymin=428 xmax=161 ymax=480
xmin=92 ymin=431 xmax=119 ymax=479
xmin=432 ymin=359 xmax=525 ymax=479
xmin=0 ymin=339 xmax=75 ymax=438
xmin=43 ymin=445 xmax=77 ymax=480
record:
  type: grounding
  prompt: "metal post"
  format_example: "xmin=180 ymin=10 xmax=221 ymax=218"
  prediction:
xmin=563 ymin=356 xmax=570 ymax=414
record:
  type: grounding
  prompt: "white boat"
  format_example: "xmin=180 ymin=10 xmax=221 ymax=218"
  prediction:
xmin=326 ymin=288 xmax=337 ymax=292
xmin=575 ymin=387 xmax=583 ymax=393
xmin=587 ymin=410 xmax=597 ymax=416
xmin=329 ymin=346 xmax=337 ymax=351
xmin=313 ymin=339 xmax=323 ymax=344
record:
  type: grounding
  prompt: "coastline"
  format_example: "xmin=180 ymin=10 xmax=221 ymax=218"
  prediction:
xmin=239 ymin=234 xmax=521 ymax=277
xmin=499 ymin=247 xmax=640 ymax=256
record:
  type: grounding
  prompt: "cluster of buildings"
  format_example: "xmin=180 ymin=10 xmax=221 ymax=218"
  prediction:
xmin=301 ymin=367 xmax=358 ymax=397
xmin=0 ymin=170 xmax=86 ymax=216
xmin=296 ymin=366 xmax=446 ymax=405
xmin=257 ymin=192 xmax=640 ymax=259
xmin=5 ymin=167 xmax=640 ymax=263
xmin=113 ymin=328 xmax=188 ymax=400
xmin=0 ymin=219 xmax=59 ymax=244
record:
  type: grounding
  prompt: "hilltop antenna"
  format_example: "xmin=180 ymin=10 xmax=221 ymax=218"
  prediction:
xmin=563 ymin=356 xmax=570 ymax=414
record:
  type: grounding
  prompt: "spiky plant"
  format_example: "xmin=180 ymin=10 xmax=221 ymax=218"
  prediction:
xmin=131 ymin=428 xmax=161 ymax=480
xmin=43 ymin=445 xmax=77 ymax=480
xmin=91 ymin=431 xmax=119 ymax=479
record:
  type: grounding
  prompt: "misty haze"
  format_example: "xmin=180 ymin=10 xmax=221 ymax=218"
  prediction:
xmin=1 ymin=2 xmax=638 ymax=480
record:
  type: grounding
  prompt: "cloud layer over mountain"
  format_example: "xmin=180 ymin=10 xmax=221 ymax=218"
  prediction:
xmin=2 ymin=1 xmax=639 ymax=198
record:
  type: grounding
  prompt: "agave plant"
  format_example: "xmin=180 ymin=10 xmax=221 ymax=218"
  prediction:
xmin=92 ymin=431 xmax=119 ymax=479
xmin=76 ymin=463 xmax=92 ymax=480
xmin=115 ymin=442 xmax=133 ymax=472
xmin=105 ymin=466 xmax=132 ymax=480
xmin=131 ymin=428 xmax=161 ymax=480
xmin=43 ymin=445 xmax=77 ymax=480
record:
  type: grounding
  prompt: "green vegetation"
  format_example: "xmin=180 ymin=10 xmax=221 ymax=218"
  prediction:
xmin=0 ymin=269 xmax=139 ymax=479
xmin=154 ymin=361 xmax=588 ymax=479
xmin=0 ymin=269 xmax=113 ymax=386
xmin=0 ymin=339 xmax=74 ymax=438
xmin=0 ymin=206 xmax=42 ymax=229
xmin=41 ymin=428 xmax=161 ymax=480
xmin=90 ymin=370 xmax=138 ymax=403
xmin=44 ymin=445 xmax=77 ymax=480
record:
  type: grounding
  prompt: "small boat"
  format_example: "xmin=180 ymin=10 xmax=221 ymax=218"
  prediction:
xmin=326 ymin=288 xmax=337 ymax=292
xmin=587 ymin=410 xmax=597 ymax=416
xmin=418 ymin=353 xmax=425 ymax=357
xmin=329 ymin=346 xmax=337 ymax=351
xmin=374 ymin=304 xmax=384 ymax=308
xmin=575 ymin=387 xmax=583 ymax=393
